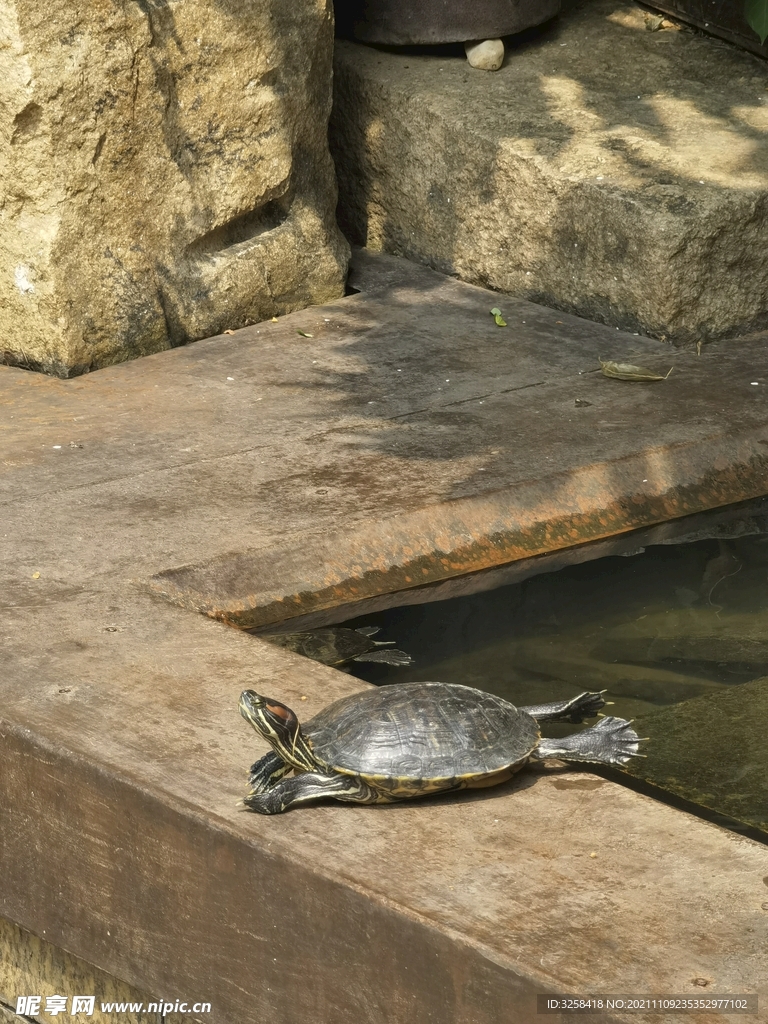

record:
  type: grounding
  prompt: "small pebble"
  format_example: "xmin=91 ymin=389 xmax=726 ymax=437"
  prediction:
xmin=464 ymin=38 xmax=505 ymax=71
xmin=589 ymin=851 xmax=597 ymax=858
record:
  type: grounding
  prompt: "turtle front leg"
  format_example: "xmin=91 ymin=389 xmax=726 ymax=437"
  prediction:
xmin=248 ymin=750 xmax=292 ymax=794
xmin=531 ymin=716 xmax=642 ymax=767
xmin=520 ymin=691 xmax=607 ymax=724
xmin=242 ymin=771 xmax=384 ymax=815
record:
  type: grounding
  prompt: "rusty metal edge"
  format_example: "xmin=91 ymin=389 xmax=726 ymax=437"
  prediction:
xmin=242 ymin=496 xmax=768 ymax=633
xmin=145 ymin=431 xmax=768 ymax=630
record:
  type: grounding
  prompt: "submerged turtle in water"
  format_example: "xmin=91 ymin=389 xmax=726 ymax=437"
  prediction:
xmin=239 ymin=682 xmax=641 ymax=814
xmin=260 ymin=626 xmax=412 ymax=668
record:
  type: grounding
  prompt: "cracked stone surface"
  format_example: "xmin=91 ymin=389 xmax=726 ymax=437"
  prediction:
xmin=331 ymin=0 xmax=768 ymax=344
xmin=0 ymin=0 xmax=349 ymax=377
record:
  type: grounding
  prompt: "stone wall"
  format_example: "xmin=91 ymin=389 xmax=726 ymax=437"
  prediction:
xmin=0 ymin=0 xmax=349 ymax=376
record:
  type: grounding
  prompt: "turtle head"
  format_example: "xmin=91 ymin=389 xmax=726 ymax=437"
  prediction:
xmin=239 ymin=690 xmax=316 ymax=771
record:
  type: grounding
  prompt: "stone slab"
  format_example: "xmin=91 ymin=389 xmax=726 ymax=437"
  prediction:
xmin=331 ymin=0 xmax=768 ymax=344
xmin=0 ymin=0 xmax=349 ymax=377
xmin=0 ymin=250 xmax=767 ymax=1023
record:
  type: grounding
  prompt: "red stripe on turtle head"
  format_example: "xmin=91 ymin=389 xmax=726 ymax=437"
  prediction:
xmin=266 ymin=700 xmax=300 ymax=734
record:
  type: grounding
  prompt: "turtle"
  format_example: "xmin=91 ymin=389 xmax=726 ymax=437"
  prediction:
xmin=238 ymin=682 xmax=642 ymax=814
xmin=259 ymin=626 xmax=412 ymax=668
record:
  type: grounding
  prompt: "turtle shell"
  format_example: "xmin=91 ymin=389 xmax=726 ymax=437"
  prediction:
xmin=263 ymin=628 xmax=376 ymax=667
xmin=304 ymin=681 xmax=540 ymax=784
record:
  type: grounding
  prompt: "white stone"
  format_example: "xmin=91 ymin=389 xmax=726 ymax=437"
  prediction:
xmin=464 ymin=39 xmax=505 ymax=71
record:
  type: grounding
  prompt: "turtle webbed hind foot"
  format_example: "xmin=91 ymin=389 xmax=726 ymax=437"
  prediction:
xmin=521 ymin=690 xmax=607 ymax=724
xmin=353 ymin=648 xmax=413 ymax=666
xmin=243 ymin=771 xmax=381 ymax=814
xmin=533 ymin=716 xmax=642 ymax=766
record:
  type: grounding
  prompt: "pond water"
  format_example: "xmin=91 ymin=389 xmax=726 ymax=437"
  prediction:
xmin=337 ymin=534 xmax=768 ymax=837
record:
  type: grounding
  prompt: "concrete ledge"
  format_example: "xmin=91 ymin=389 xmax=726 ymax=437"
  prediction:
xmin=147 ymin=250 xmax=768 ymax=628
xmin=1 ymin=250 xmax=767 ymax=1022
xmin=331 ymin=0 xmax=768 ymax=343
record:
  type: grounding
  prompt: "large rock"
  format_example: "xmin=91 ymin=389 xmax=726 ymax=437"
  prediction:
xmin=0 ymin=0 xmax=349 ymax=377
xmin=628 ymin=675 xmax=768 ymax=834
xmin=331 ymin=0 xmax=768 ymax=344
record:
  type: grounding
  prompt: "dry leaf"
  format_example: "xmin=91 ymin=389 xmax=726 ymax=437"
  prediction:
xmin=600 ymin=359 xmax=673 ymax=382
xmin=223 ymin=329 xmax=235 ymax=335
xmin=270 ymin=316 xmax=279 ymax=323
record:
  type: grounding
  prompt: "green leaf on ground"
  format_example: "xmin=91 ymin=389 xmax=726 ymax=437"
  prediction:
xmin=600 ymin=359 xmax=673 ymax=382
xmin=489 ymin=307 xmax=507 ymax=327
xmin=746 ymin=0 xmax=768 ymax=43
xmin=297 ymin=330 xmax=313 ymax=338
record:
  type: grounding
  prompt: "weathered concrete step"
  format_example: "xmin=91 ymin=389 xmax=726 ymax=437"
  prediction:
xmin=147 ymin=249 xmax=768 ymax=628
xmin=331 ymin=0 xmax=768 ymax=344
xmin=2 ymin=248 xmax=766 ymax=628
